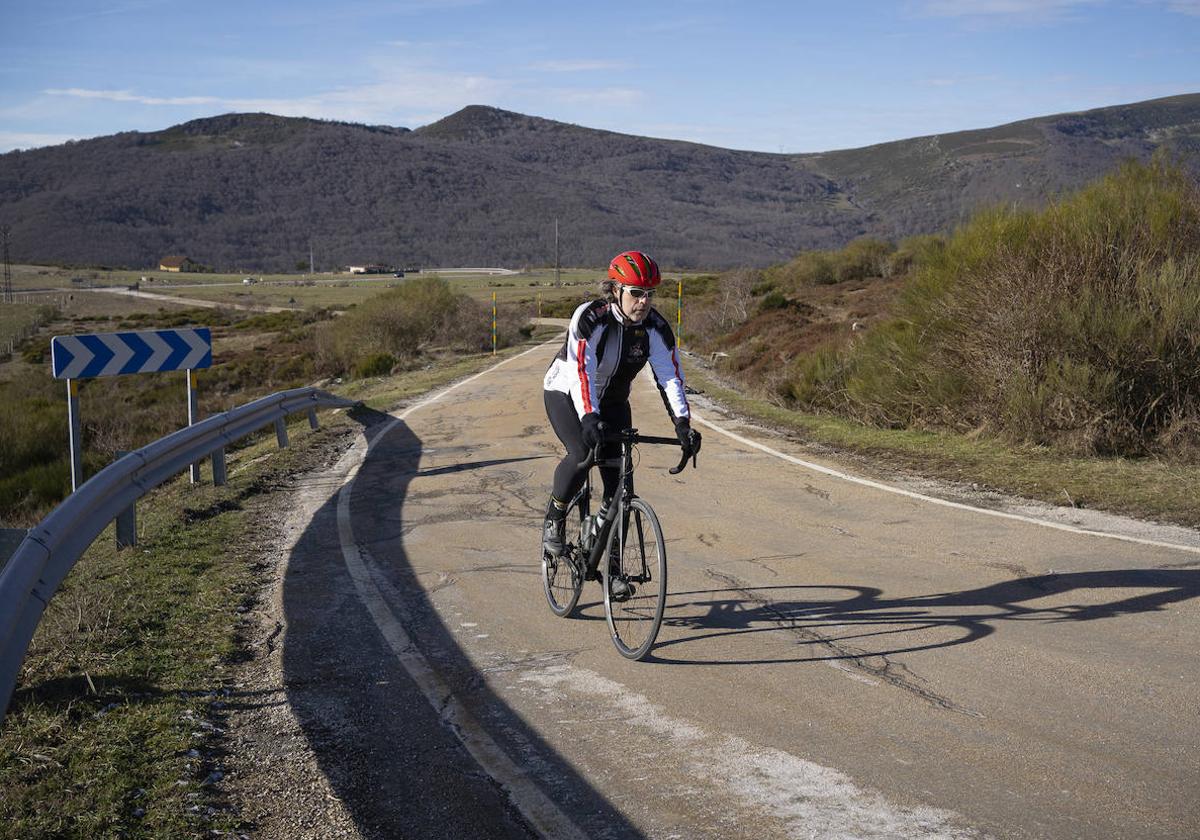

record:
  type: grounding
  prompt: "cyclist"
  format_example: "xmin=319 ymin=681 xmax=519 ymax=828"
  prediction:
xmin=541 ymin=250 xmax=701 ymax=584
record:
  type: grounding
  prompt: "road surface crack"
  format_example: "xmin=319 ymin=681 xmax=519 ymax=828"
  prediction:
xmin=705 ymin=569 xmax=982 ymax=717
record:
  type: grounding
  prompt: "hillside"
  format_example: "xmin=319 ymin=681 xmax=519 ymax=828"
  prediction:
xmin=0 ymin=94 xmax=1197 ymax=271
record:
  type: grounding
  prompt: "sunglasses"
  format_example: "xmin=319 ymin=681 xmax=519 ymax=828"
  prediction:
xmin=622 ymin=286 xmax=654 ymax=300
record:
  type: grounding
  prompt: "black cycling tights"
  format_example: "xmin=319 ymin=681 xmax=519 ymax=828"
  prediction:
xmin=544 ymin=390 xmax=631 ymax=504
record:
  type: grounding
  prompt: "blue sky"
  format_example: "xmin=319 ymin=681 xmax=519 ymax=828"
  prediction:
xmin=2 ymin=0 xmax=1198 ymax=154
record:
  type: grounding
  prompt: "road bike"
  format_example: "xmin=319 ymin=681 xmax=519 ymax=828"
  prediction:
xmin=541 ymin=428 xmax=698 ymax=660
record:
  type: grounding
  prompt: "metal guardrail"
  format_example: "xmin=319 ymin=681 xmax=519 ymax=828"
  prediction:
xmin=0 ymin=386 xmax=358 ymax=724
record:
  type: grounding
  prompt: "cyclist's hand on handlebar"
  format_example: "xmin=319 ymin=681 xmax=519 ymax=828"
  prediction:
xmin=674 ymin=418 xmax=702 ymax=457
xmin=581 ymin=412 xmax=606 ymax=451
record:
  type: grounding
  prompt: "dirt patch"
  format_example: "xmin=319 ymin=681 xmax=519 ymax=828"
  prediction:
xmin=213 ymin=421 xmax=366 ymax=839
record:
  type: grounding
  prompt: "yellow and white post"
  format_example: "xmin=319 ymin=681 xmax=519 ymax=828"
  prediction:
xmin=677 ymin=279 xmax=683 ymax=348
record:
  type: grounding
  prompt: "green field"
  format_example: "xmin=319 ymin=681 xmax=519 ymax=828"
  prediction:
xmin=7 ymin=265 xmax=613 ymax=312
xmin=0 ymin=303 xmax=45 ymax=347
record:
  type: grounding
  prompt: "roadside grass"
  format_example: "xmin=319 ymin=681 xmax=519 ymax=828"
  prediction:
xmin=0 ymin=336 xmax=556 ymax=838
xmin=0 ymin=441 xmax=272 ymax=839
xmin=337 ymin=336 xmax=560 ymax=411
xmin=684 ymin=360 xmax=1200 ymax=529
xmin=0 ymin=304 xmax=58 ymax=353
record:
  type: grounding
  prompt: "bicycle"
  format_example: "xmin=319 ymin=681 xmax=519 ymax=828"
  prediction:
xmin=541 ymin=427 xmax=699 ymax=660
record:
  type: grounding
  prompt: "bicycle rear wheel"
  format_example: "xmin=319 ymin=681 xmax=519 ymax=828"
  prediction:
xmin=603 ymin=497 xmax=667 ymax=660
xmin=542 ymin=498 xmax=585 ymax=617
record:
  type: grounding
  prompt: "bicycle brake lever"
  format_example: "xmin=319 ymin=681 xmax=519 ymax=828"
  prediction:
xmin=668 ymin=448 xmax=690 ymax=475
xmin=576 ymin=443 xmax=602 ymax=471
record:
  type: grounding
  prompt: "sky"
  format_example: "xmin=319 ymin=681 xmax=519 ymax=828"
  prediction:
xmin=1 ymin=0 xmax=1199 ymax=155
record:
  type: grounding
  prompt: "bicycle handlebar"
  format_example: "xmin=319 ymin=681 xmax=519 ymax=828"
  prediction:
xmin=575 ymin=429 xmax=699 ymax=474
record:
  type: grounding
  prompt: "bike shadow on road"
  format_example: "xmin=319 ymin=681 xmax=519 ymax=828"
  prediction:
xmin=645 ymin=567 xmax=1200 ymax=665
xmin=280 ymin=409 xmax=644 ymax=840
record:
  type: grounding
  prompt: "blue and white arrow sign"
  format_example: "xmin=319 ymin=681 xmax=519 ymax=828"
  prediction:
xmin=51 ymin=328 xmax=212 ymax=379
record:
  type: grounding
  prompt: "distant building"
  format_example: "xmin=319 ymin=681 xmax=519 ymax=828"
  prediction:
xmin=159 ymin=255 xmax=195 ymax=272
xmin=347 ymin=263 xmax=391 ymax=275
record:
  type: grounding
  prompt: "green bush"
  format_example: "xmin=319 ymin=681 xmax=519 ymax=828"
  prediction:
xmin=314 ymin=277 xmax=524 ymax=376
xmin=765 ymin=237 xmax=897 ymax=290
xmin=355 ymin=352 xmax=397 ymax=378
xmin=789 ymin=156 xmax=1200 ymax=457
xmin=759 ymin=291 xmax=790 ymax=311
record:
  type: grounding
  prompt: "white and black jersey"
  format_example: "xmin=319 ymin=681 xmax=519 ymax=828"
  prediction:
xmin=543 ymin=299 xmax=690 ymax=422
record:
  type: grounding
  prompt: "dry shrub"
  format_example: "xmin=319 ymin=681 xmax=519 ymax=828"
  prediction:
xmin=824 ymin=155 xmax=1200 ymax=457
xmin=315 ymin=277 xmax=528 ymax=376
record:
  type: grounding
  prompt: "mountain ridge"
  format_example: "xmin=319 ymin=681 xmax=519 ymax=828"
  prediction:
xmin=1 ymin=94 xmax=1197 ymax=271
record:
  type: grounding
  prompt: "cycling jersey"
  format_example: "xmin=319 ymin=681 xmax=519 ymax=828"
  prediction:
xmin=544 ymin=299 xmax=690 ymax=422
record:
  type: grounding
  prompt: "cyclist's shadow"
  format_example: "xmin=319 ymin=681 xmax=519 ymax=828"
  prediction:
xmin=646 ymin=566 xmax=1200 ymax=665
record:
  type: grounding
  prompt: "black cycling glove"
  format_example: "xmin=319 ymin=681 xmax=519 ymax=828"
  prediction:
xmin=581 ymin=412 xmax=605 ymax=450
xmin=675 ymin=417 xmax=702 ymax=455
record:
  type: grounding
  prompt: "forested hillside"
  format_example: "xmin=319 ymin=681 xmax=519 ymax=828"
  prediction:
xmin=0 ymin=94 xmax=1197 ymax=272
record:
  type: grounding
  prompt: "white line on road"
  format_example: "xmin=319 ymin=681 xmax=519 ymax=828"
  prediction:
xmin=688 ymin=409 xmax=1200 ymax=556
xmin=335 ymin=340 xmax=590 ymax=840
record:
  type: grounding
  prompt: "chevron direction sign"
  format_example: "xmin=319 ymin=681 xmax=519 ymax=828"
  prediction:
xmin=51 ymin=328 xmax=212 ymax=380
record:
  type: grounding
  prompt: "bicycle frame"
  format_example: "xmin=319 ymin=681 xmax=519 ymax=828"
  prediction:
xmin=542 ymin=425 xmax=698 ymax=657
xmin=573 ymin=429 xmax=681 ymax=579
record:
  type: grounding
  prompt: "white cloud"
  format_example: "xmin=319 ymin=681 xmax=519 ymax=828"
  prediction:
xmin=46 ymin=89 xmax=223 ymax=106
xmin=42 ymin=65 xmax=513 ymax=125
xmin=0 ymin=131 xmax=82 ymax=152
xmin=546 ymin=87 xmax=643 ymax=106
xmin=916 ymin=0 xmax=1096 ymax=14
xmin=1161 ymin=0 xmax=1200 ymax=14
xmin=918 ymin=73 xmax=1004 ymax=87
xmin=527 ymin=60 xmax=631 ymax=73
xmin=913 ymin=0 xmax=1103 ymax=23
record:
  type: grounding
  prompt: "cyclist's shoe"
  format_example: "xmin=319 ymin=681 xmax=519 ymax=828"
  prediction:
xmin=608 ymin=574 xmax=633 ymax=602
xmin=607 ymin=548 xmax=633 ymax=601
xmin=542 ymin=507 xmax=566 ymax=557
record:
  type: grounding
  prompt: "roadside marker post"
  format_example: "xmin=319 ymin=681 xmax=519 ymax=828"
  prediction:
xmin=187 ymin=369 xmax=201 ymax=483
xmin=492 ymin=291 xmax=497 ymax=356
xmin=677 ymin=279 xmax=683 ymax=348
xmin=51 ymin=327 xmax=213 ymax=492
xmin=67 ymin=379 xmax=82 ymax=491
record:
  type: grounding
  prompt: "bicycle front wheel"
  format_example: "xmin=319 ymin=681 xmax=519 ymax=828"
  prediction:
xmin=603 ymin=497 xmax=667 ymax=660
xmin=542 ymin=500 xmax=585 ymax=617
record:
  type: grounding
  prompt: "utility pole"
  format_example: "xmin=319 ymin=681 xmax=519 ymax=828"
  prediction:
xmin=309 ymin=240 xmax=315 ymax=275
xmin=1 ymin=226 xmax=11 ymax=304
xmin=554 ymin=217 xmax=561 ymax=287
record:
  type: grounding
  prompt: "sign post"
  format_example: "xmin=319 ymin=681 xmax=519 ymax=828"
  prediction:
xmin=187 ymin=369 xmax=201 ymax=483
xmin=51 ymin=328 xmax=213 ymax=491
xmin=67 ymin=379 xmax=83 ymax=491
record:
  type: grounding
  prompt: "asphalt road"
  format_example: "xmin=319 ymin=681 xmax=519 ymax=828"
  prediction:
xmin=279 ymin=340 xmax=1200 ymax=839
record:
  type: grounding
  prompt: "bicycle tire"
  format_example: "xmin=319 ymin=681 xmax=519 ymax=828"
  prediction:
xmin=542 ymin=497 xmax=586 ymax=617
xmin=603 ymin=497 xmax=667 ymax=660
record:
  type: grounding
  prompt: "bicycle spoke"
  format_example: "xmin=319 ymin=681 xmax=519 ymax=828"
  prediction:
xmin=542 ymin=497 xmax=586 ymax=617
xmin=605 ymin=499 xmax=667 ymax=660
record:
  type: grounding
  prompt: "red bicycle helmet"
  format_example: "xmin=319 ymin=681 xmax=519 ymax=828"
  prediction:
xmin=607 ymin=250 xmax=661 ymax=289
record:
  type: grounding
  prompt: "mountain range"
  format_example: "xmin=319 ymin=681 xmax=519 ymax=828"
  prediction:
xmin=0 ymin=93 xmax=1197 ymax=272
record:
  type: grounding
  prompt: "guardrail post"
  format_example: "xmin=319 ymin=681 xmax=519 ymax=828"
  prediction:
xmin=274 ymin=417 xmax=289 ymax=448
xmin=114 ymin=451 xmax=137 ymax=548
xmin=308 ymin=408 xmax=319 ymax=430
xmin=212 ymin=447 xmax=227 ymax=486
